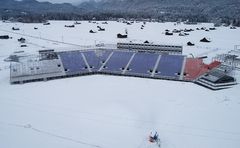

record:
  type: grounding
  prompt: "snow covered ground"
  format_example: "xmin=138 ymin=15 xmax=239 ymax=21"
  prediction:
xmin=0 ymin=21 xmax=240 ymax=148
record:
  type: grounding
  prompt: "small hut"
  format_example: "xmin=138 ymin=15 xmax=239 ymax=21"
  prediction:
xmin=179 ymin=33 xmax=185 ymax=36
xmin=187 ymin=42 xmax=195 ymax=46
xmin=126 ymin=22 xmax=131 ymax=25
xmin=98 ymin=28 xmax=105 ymax=31
xmin=89 ymin=30 xmax=97 ymax=33
xmin=0 ymin=35 xmax=10 ymax=39
xmin=102 ymin=22 xmax=108 ymax=24
xmin=165 ymin=32 xmax=173 ymax=35
xmin=209 ymin=27 xmax=216 ymax=30
xmin=20 ymin=45 xmax=27 ymax=47
xmin=74 ymin=21 xmax=81 ymax=25
xmin=97 ymin=26 xmax=105 ymax=31
xmin=43 ymin=22 xmax=50 ymax=25
xmin=144 ymin=40 xmax=150 ymax=44
xmin=117 ymin=33 xmax=127 ymax=38
xmin=65 ymin=25 xmax=75 ymax=28
xmin=184 ymin=29 xmax=193 ymax=32
xmin=230 ymin=26 xmax=237 ymax=29
xmin=179 ymin=32 xmax=189 ymax=36
xmin=18 ymin=37 xmax=26 ymax=43
xmin=200 ymin=37 xmax=211 ymax=43
xmin=12 ymin=27 xmax=20 ymax=31
xmin=173 ymin=29 xmax=181 ymax=33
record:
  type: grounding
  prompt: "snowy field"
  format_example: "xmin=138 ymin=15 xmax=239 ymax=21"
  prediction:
xmin=0 ymin=21 xmax=240 ymax=148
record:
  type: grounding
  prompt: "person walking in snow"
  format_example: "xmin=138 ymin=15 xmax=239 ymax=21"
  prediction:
xmin=149 ymin=131 xmax=159 ymax=142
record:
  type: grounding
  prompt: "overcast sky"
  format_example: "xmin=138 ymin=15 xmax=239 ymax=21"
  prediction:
xmin=37 ymin=0 xmax=86 ymax=4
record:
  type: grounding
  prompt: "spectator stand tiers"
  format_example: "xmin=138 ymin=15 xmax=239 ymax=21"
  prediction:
xmin=184 ymin=58 xmax=210 ymax=81
xmin=154 ymin=54 xmax=185 ymax=80
xmin=58 ymin=51 xmax=90 ymax=75
xmin=9 ymin=49 xmax=237 ymax=90
xmin=10 ymin=54 xmax=65 ymax=84
xmin=100 ymin=50 xmax=135 ymax=75
xmin=124 ymin=52 xmax=159 ymax=77
xmin=83 ymin=50 xmax=112 ymax=72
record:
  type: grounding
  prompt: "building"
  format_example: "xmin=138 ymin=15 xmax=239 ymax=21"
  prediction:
xmin=9 ymin=49 xmax=236 ymax=90
xmin=117 ymin=42 xmax=182 ymax=54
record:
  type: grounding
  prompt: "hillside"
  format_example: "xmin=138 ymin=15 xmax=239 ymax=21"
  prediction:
xmin=0 ymin=0 xmax=240 ymax=22
xmin=78 ymin=0 xmax=240 ymax=20
xmin=0 ymin=0 xmax=82 ymax=14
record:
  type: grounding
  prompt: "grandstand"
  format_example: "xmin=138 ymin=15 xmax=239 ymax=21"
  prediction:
xmin=10 ymin=57 xmax=65 ymax=84
xmin=124 ymin=52 xmax=159 ymax=77
xmin=83 ymin=50 xmax=112 ymax=72
xmin=100 ymin=50 xmax=135 ymax=74
xmin=10 ymin=49 xmax=237 ymax=90
xmin=184 ymin=58 xmax=210 ymax=81
xmin=58 ymin=51 xmax=90 ymax=75
xmin=117 ymin=42 xmax=183 ymax=54
xmin=154 ymin=54 xmax=185 ymax=80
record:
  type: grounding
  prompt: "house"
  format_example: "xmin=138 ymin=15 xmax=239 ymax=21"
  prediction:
xmin=200 ymin=37 xmax=211 ymax=43
xmin=165 ymin=32 xmax=173 ymax=35
xmin=89 ymin=30 xmax=97 ymax=33
xmin=12 ymin=27 xmax=20 ymax=31
xmin=187 ymin=42 xmax=195 ymax=46
xmin=43 ymin=22 xmax=50 ymax=25
xmin=0 ymin=35 xmax=10 ymax=39
xmin=98 ymin=28 xmax=105 ymax=31
xmin=65 ymin=25 xmax=75 ymax=28
xmin=117 ymin=33 xmax=127 ymax=38
xmin=74 ymin=21 xmax=81 ymax=25
xmin=18 ymin=38 xmax=26 ymax=43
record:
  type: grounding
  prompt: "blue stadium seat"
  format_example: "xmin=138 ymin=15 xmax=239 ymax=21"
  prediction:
xmin=155 ymin=55 xmax=184 ymax=79
xmin=58 ymin=51 xmax=89 ymax=75
xmin=83 ymin=50 xmax=112 ymax=71
xmin=58 ymin=50 xmax=185 ymax=80
xmin=101 ymin=51 xmax=134 ymax=73
xmin=125 ymin=52 xmax=158 ymax=76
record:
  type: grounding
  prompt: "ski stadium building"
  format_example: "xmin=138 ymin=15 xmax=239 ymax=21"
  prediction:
xmin=10 ymin=48 xmax=237 ymax=90
xmin=117 ymin=42 xmax=183 ymax=54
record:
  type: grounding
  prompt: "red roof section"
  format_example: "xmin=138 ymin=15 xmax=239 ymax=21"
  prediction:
xmin=204 ymin=61 xmax=221 ymax=70
xmin=184 ymin=58 xmax=209 ymax=81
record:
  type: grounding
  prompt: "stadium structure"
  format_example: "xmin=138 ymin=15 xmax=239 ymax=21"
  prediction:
xmin=117 ymin=42 xmax=183 ymax=54
xmin=10 ymin=43 xmax=237 ymax=90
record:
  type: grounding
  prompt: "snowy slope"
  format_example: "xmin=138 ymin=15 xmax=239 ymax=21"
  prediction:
xmin=0 ymin=21 xmax=240 ymax=148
